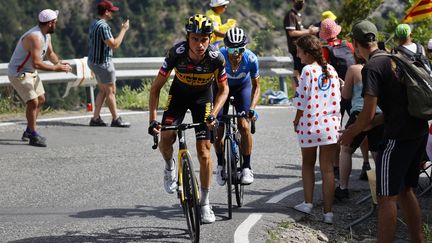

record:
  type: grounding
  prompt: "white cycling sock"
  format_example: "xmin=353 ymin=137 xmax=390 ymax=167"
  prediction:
xmin=165 ymin=158 xmax=174 ymax=171
xmin=200 ymin=188 xmax=210 ymax=206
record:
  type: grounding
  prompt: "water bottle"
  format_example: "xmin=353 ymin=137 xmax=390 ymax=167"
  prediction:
xmin=232 ymin=141 xmax=239 ymax=163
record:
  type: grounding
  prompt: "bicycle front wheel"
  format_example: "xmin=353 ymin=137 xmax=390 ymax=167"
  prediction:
xmin=181 ymin=153 xmax=200 ymax=242
xmin=224 ymin=137 xmax=233 ymax=219
xmin=235 ymin=143 xmax=244 ymax=207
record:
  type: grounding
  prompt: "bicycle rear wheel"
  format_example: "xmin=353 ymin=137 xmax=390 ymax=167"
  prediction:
xmin=181 ymin=153 xmax=200 ymax=243
xmin=234 ymin=142 xmax=244 ymax=207
xmin=224 ymin=138 xmax=233 ymax=219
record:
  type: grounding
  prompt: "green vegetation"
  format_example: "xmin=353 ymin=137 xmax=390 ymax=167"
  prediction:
xmin=1 ymin=0 xmax=431 ymax=113
xmin=424 ymin=222 xmax=432 ymax=242
xmin=116 ymin=79 xmax=170 ymax=110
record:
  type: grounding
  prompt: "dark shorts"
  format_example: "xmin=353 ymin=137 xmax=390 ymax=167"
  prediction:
xmin=162 ymin=82 xmax=212 ymax=140
xmin=376 ymin=135 xmax=428 ymax=196
xmin=215 ymin=82 xmax=251 ymax=119
xmin=345 ymin=111 xmax=384 ymax=152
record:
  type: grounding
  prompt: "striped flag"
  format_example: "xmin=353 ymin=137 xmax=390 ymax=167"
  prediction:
xmin=402 ymin=0 xmax=432 ymax=23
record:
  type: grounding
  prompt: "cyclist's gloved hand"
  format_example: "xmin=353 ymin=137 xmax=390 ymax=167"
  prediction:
xmin=248 ymin=109 xmax=259 ymax=120
xmin=206 ymin=114 xmax=216 ymax=123
xmin=148 ymin=120 xmax=160 ymax=136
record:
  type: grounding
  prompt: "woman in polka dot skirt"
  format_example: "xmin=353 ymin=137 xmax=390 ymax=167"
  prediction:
xmin=292 ymin=34 xmax=341 ymax=224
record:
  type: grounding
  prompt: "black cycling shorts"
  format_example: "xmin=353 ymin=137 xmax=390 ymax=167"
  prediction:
xmin=161 ymin=82 xmax=212 ymax=140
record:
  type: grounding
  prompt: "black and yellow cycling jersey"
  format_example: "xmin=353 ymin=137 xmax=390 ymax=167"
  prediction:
xmin=159 ymin=41 xmax=227 ymax=92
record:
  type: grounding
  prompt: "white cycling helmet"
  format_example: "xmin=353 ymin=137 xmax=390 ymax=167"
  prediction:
xmin=210 ymin=0 xmax=230 ymax=7
xmin=224 ymin=27 xmax=249 ymax=48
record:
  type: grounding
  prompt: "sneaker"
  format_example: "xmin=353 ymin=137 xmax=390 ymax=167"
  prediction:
xmin=29 ymin=134 xmax=47 ymax=147
xmin=323 ymin=212 xmax=333 ymax=224
xmin=89 ymin=117 xmax=107 ymax=127
xmin=333 ymin=166 xmax=340 ymax=180
xmin=201 ymin=204 xmax=216 ymax=224
xmin=334 ymin=186 xmax=349 ymax=200
xmin=111 ymin=116 xmax=130 ymax=128
xmin=359 ymin=163 xmax=371 ymax=181
xmin=216 ymin=165 xmax=226 ymax=186
xmin=22 ymin=130 xmax=31 ymax=141
xmin=241 ymin=168 xmax=254 ymax=185
xmin=163 ymin=165 xmax=177 ymax=194
xmin=293 ymin=201 xmax=313 ymax=214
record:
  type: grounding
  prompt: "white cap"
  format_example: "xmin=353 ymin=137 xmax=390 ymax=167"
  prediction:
xmin=428 ymin=38 xmax=432 ymax=51
xmin=38 ymin=9 xmax=59 ymax=23
xmin=210 ymin=0 xmax=230 ymax=7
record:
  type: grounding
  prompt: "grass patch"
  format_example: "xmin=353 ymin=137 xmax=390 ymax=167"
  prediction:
xmin=424 ymin=222 xmax=432 ymax=242
xmin=116 ymin=80 xmax=171 ymax=110
xmin=0 ymin=95 xmax=24 ymax=116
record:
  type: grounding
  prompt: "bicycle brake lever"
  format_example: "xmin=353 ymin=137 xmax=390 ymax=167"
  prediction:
xmin=152 ymin=134 xmax=159 ymax=149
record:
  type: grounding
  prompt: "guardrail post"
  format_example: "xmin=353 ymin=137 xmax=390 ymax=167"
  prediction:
xmin=279 ymin=76 xmax=287 ymax=95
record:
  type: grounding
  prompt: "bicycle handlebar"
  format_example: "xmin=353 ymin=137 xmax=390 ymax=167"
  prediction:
xmin=151 ymin=122 xmax=216 ymax=150
xmin=220 ymin=114 xmax=256 ymax=134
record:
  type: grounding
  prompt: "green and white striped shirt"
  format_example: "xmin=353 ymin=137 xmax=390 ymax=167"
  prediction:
xmin=88 ymin=19 xmax=113 ymax=64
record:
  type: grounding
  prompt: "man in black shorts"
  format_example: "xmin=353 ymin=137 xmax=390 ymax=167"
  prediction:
xmin=148 ymin=14 xmax=229 ymax=224
xmin=339 ymin=20 xmax=428 ymax=242
xmin=283 ymin=0 xmax=318 ymax=95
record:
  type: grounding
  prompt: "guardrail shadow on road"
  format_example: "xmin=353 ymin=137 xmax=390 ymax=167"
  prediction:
xmin=8 ymin=226 xmax=189 ymax=243
xmin=0 ymin=138 xmax=28 ymax=146
xmin=36 ymin=120 xmax=90 ymax=127
xmin=70 ymin=205 xmax=186 ymax=221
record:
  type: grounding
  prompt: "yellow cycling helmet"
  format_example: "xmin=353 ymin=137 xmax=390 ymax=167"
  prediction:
xmin=185 ymin=14 xmax=213 ymax=35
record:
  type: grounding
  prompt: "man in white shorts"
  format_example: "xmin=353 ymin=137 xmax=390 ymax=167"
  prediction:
xmin=8 ymin=9 xmax=71 ymax=147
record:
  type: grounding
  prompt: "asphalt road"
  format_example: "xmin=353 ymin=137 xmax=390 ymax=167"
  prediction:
xmin=0 ymin=106 xmax=368 ymax=243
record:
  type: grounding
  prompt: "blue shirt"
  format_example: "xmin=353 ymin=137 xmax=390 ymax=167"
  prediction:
xmin=220 ymin=47 xmax=259 ymax=86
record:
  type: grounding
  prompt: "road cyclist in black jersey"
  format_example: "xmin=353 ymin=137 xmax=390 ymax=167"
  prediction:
xmin=148 ymin=14 xmax=229 ymax=225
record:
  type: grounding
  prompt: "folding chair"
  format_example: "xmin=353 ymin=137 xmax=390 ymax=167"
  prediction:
xmin=418 ymin=158 xmax=432 ymax=197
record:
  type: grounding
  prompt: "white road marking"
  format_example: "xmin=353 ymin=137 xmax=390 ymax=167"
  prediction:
xmin=0 ymin=111 xmax=147 ymax=127
xmin=235 ymin=180 xmax=323 ymax=242
xmin=234 ymin=213 xmax=262 ymax=243
xmin=0 ymin=105 xmax=291 ymax=127
xmin=266 ymin=180 xmax=323 ymax=204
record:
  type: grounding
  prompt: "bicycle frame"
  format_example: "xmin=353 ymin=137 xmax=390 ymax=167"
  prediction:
xmin=152 ymin=123 xmax=204 ymax=243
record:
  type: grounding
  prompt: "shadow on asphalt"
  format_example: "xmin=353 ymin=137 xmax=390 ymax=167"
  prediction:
xmin=0 ymin=138 xmax=27 ymax=146
xmin=70 ymin=205 xmax=185 ymax=221
xmin=37 ymin=121 xmax=89 ymax=127
xmin=8 ymin=226 xmax=189 ymax=243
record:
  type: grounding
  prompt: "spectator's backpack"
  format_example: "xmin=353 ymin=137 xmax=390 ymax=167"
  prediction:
xmin=395 ymin=43 xmax=432 ymax=74
xmin=325 ymin=41 xmax=356 ymax=80
xmin=373 ymin=53 xmax=432 ymax=120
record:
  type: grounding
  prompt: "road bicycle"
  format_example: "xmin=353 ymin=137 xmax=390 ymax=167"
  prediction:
xmin=152 ymin=123 xmax=205 ymax=243
xmin=219 ymin=98 xmax=255 ymax=219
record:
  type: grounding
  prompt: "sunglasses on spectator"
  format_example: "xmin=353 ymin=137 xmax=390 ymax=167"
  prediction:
xmin=227 ymin=47 xmax=245 ymax=54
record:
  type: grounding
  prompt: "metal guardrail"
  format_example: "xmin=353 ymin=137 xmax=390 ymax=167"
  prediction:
xmin=0 ymin=56 xmax=292 ymax=87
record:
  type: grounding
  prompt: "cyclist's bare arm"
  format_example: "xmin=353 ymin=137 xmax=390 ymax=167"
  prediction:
xmin=149 ymin=72 xmax=171 ymax=123
xmin=212 ymin=80 xmax=229 ymax=117
xmin=250 ymin=76 xmax=260 ymax=110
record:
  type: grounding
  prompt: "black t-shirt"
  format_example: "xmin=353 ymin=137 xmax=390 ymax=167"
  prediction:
xmin=362 ymin=49 xmax=428 ymax=140
xmin=283 ymin=9 xmax=303 ymax=55
xmin=159 ymin=41 xmax=227 ymax=93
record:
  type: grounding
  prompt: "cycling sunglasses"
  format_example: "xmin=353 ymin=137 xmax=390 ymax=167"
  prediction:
xmin=227 ymin=47 xmax=245 ymax=54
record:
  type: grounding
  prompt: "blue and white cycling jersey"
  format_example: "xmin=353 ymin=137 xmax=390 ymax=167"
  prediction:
xmin=220 ymin=47 xmax=260 ymax=86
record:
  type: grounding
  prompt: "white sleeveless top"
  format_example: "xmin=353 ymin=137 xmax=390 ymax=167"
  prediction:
xmin=8 ymin=26 xmax=50 ymax=76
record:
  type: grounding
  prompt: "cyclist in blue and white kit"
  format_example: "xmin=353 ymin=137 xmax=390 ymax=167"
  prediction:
xmin=214 ymin=27 xmax=260 ymax=185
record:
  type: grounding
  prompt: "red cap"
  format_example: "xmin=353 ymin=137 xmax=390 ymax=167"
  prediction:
xmin=98 ymin=0 xmax=119 ymax=12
